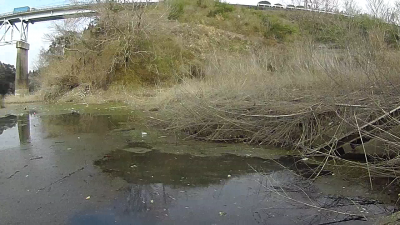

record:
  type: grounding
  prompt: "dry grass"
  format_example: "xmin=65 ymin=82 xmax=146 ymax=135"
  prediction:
xmin=141 ymin=40 xmax=400 ymax=185
xmin=151 ymin=38 xmax=400 ymax=159
xmin=4 ymin=93 xmax=43 ymax=104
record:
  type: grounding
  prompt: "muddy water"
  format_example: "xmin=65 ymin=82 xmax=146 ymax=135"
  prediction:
xmin=0 ymin=103 xmax=397 ymax=225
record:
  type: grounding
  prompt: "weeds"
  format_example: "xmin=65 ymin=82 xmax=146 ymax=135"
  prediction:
xmin=207 ymin=1 xmax=235 ymax=17
xmin=261 ymin=14 xmax=298 ymax=41
xmin=168 ymin=0 xmax=185 ymax=20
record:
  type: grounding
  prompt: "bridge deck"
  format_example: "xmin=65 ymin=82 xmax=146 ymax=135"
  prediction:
xmin=0 ymin=1 xmax=164 ymax=25
xmin=0 ymin=4 xmax=95 ymax=25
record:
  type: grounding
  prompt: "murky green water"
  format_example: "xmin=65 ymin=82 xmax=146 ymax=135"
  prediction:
xmin=0 ymin=103 xmax=397 ymax=225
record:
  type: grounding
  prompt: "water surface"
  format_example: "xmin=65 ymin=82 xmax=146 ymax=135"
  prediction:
xmin=0 ymin=103 xmax=396 ymax=225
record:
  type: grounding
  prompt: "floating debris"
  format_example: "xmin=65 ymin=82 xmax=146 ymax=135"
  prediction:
xmin=30 ymin=156 xmax=43 ymax=160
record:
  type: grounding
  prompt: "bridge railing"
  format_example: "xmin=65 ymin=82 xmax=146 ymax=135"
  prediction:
xmin=0 ymin=1 xmax=355 ymax=21
xmin=0 ymin=1 xmax=93 ymax=18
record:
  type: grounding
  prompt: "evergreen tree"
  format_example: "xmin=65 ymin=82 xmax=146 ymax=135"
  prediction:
xmin=0 ymin=62 xmax=16 ymax=95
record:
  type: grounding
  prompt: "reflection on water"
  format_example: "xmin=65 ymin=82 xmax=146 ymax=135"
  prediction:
xmin=40 ymin=113 xmax=125 ymax=137
xmin=17 ymin=114 xmax=30 ymax=143
xmin=0 ymin=114 xmax=30 ymax=148
xmin=0 ymin=112 xmax=130 ymax=149
xmin=82 ymin=150 xmax=392 ymax=225
xmin=95 ymin=149 xmax=289 ymax=186
xmin=0 ymin=115 xmax=17 ymax=135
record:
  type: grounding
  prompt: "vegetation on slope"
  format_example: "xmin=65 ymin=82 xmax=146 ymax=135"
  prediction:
xmin=38 ymin=0 xmax=399 ymax=96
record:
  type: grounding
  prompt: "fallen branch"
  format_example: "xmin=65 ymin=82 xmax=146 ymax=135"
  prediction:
xmin=7 ymin=170 xmax=20 ymax=179
xmin=335 ymin=103 xmax=368 ymax=108
xmin=7 ymin=164 xmax=28 ymax=179
xmin=37 ymin=167 xmax=85 ymax=192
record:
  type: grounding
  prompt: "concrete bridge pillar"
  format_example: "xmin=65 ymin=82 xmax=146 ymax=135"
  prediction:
xmin=15 ymin=41 xmax=30 ymax=96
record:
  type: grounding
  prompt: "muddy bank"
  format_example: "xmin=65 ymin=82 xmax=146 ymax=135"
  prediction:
xmin=0 ymin=103 xmax=398 ymax=224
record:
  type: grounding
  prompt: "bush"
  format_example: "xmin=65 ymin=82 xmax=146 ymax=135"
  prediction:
xmin=0 ymin=62 xmax=15 ymax=95
xmin=196 ymin=0 xmax=209 ymax=8
xmin=261 ymin=15 xmax=298 ymax=42
xmin=207 ymin=1 xmax=235 ymax=17
xmin=385 ymin=27 xmax=400 ymax=48
xmin=349 ymin=15 xmax=400 ymax=47
xmin=168 ymin=0 xmax=185 ymax=20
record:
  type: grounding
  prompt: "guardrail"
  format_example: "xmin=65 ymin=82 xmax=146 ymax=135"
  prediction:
xmin=234 ymin=4 xmax=352 ymax=17
xmin=0 ymin=1 xmax=354 ymax=20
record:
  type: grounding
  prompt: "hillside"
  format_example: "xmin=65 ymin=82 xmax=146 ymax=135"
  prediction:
xmin=36 ymin=0 xmax=399 ymax=93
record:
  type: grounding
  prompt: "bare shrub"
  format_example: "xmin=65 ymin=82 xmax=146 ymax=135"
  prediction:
xmin=39 ymin=1 xmax=162 ymax=99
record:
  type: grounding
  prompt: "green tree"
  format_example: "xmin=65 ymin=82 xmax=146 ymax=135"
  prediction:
xmin=47 ymin=31 xmax=79 ymax=56
xmin=0 ymin=62 xmax=16 ymax=95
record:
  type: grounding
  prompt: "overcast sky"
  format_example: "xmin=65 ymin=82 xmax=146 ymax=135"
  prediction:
xmin=0 ymin=0 xmax=370 ymax=70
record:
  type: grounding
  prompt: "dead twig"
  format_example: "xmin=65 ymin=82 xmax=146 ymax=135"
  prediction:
xmin=37 ymin=167 xmax=85 ymax=192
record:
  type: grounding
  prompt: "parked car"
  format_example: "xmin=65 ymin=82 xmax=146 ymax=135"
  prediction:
xmin=273 ymin=3 xmax=284 ymax=8
xmin=286 ymin=4 xmax=295 ymax=9
xmin=295 ymin=5 xmax=305 ymax=10
xmin=257 ymin=1 xmax=272 ymax=8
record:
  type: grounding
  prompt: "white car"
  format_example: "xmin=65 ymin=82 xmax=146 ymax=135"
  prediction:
xmin=273 ymin=3 xmax=284 ymax=8
xmin=257 ymin=1 xmax=272 ymax=8
xmin=286 ymin=4 xmax=295 ymax=9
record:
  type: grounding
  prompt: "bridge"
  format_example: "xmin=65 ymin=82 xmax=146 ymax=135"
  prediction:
xmin=0 ymin=2 xmax=96 ymax=96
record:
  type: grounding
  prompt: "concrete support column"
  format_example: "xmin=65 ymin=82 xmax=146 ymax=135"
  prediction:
xmin=15 ymin=41 xmax=30 ymax=96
